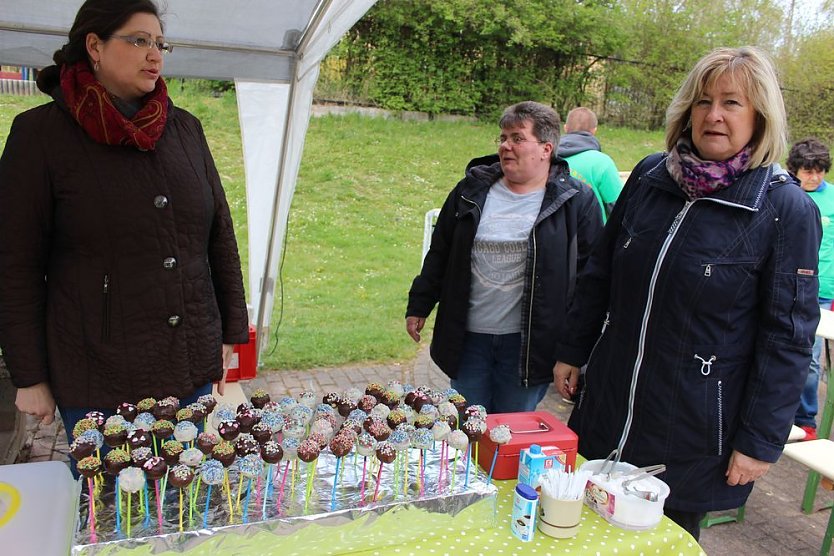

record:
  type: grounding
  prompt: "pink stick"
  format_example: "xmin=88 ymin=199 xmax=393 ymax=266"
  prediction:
xmin=155 ymin=480 xmax=163 ymax=533
xmin=87 ymin=478 xmax=97 ymax=544
xmin=276 ymin=460 xmax=291 ymax=515
xmin=372 ymin=463 xmax=384 ymax=502
xmin=359 ymin=457 xmax=368 ymax=505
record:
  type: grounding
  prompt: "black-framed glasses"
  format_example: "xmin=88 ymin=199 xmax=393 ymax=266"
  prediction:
xmin=110 ymin=33 xmax=173 ymax=54
xmin=494 ymin=135 xmax=547 ymax=147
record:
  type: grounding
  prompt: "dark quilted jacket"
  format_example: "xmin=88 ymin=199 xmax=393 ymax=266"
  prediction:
xmin=0 ymin=70 xmax=249 ymax=408
xmin=556 ymin=153 xmax=821 ymax=512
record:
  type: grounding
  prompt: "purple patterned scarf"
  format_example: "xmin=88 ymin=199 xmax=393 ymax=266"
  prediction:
xmin=666 ymin=136 xmax=751 ymax=200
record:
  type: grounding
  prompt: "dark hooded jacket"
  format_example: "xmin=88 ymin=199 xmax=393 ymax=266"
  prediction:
xmin=0 ymin=67 xmax=249 ymax=408
xmin=407 ymin=155 xmax=602 ymax=387
xmin=556 ymin=153 xmax=821 ymax=512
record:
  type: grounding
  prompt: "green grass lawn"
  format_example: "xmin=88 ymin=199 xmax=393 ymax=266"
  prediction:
xmin=0 ymin=90 xmax=664 ymax=370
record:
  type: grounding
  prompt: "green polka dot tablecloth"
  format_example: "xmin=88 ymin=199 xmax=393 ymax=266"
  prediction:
xmin=350 ymin=479 xmax=706 ymax=556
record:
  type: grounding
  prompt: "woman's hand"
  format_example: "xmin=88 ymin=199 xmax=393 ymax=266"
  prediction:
xmin=725 ymin=449 xmax=771 ymax=486
xmin=217 ymin=344 xmax=235 ymax=396
xmin=553 ymin=361 xmax=580 ymax=399
xmin=15 ymin=382 xmax=56 ymax=424
xmin=406 ymin=316 xmax=426 ymax=343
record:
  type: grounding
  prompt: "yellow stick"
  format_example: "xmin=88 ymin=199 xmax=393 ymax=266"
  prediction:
xmin=179 ymin=488 xmax=183 ymax=532
xmin=235 ymin=474 xmax=244 ymax=512
xmin=224 ymin=471 xmax=234 ymax=523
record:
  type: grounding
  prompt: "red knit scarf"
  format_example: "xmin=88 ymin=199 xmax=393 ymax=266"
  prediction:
xmin=60 ymin=61 xmax=168 ymax=151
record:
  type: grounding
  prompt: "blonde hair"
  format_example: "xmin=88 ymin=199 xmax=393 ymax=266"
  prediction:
xmin=665 ymin=46 xmax=786 ymax=168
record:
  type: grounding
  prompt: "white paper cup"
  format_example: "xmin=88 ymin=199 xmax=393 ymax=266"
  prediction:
xmin=537 ymin=493 xmax=583 ymax=539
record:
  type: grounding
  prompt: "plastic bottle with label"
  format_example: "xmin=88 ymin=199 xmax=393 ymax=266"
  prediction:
xmin=510 ymin=483 xmax=539 ymax=542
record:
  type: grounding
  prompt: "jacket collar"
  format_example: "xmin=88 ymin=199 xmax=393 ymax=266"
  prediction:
xmin=642 ymin=154 xmax=778 ymax=211
xmin=462 ymin=154 xmax=575 ymax=201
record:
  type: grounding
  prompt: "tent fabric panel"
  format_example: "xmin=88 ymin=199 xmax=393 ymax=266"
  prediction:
xmin=0 ymin=30 xmax=295 ymax=81
xmin=236 ymin=80 xmax=290 ymax=321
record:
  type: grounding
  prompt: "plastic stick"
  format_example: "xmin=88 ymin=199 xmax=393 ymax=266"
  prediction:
xmin=127 ymin=491 xmax=131 ymax=538
xmin=277 ymin=460 xmax=291 ymax=515
xmin=255 ymin=473 xmax=262 ymax=507
xmin=290 ymin=459 xmax=297 ymax=503
xmin=464 ymin=444 xmax=472 ymax=489
xmin=372 ymin=462 xmax=384 ymax=502
xmin=487 ymin=445 xmax=499 ymax=485
xmin=451 ymin=449 xmax=459 ymax=492
xmin=235 ymin=474 xmax=245 ymax=512
xmin=243 ymin=478 xmax=253 ymax=523
xmin=115 ymin=477 xmax=121 ymax=534
xmin=419 ymin=450 xmax=425 ymax=497
xmin=304 ymin=459 xmax=317 ymax=513
xmin=359 ymin=456 xmax=368 ymax=505
xmin=188 ymin=482 xmax=194 ymax=526
xmin=203 ymin=485 xmax=212 ymax=529
xmin=144 ymin=482 xmax=150 ymax=528
xmin=404 ymin=448 xmax=409 ymax=494
xmin=262 ymin=463 xmax=272 ymax=521
xmin=179 ymin=488 xmax=184 ymax=532
xmin=155 ymin=480 xmax=163 ymax=533
xmin=330 ymin=457 xmax=341 ymax=512
xmin=224 ymin=470 xmax=234 ymax=523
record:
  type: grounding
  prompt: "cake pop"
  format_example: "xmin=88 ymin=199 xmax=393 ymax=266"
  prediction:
xmin=250 ymin=389 xmax=271 ymax=409
xmin=179 ymin=447 xmax=204 ymax=467
xmin=196 ymin=432 xmax=220 ymax=455
xmin=161 ymin=440 xmax=184 ymax=465
xmin=104 ymin=448 xmax=131 ymax=475
xmin=211 ymin=441 xmax=236 ymax=468
xmin=136 ymin=397 xmax=157 ymax=414
xmin=116 ymin=402 xmax=138 ymax=422
xmin=174 ymin=421 xmax=198 ymax=444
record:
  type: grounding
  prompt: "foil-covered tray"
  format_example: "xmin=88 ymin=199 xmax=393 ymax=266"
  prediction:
xmin=72 ymin=446 xmax=498 ymax=555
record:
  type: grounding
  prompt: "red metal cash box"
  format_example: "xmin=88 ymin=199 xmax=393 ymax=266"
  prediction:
xmin=478 ymin=411 xmax=578 ymax=480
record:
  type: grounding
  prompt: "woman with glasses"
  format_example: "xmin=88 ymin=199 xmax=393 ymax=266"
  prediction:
xmin=0 ymin=0 xmax=248 ymax=464
xmin=553 ymin=47 xmax=821 ymax=540
xmin=406 ymin=101 xmax=602 ymax=413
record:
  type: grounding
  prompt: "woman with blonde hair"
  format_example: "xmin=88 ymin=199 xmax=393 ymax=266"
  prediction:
xmin=553 ymin=46 xmax=821 ymax=539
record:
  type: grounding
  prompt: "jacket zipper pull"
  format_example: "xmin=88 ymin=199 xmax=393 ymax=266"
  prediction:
xmin=623 ymin=237 xmax=632 ymax=249
xmin=103 ymin=274 xmax=110 ymax=294
xmin=704 ymin=264 xmax=712 ymax=277
xmin=694 ymin=353 xmax=716 ymax=376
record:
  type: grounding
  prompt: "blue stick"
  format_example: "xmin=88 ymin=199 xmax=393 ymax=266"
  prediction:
xmin=203 ymin=485 xmax=212 ymax=529
xmin=262 ymin=464 xmax=272 ymax=521
xmin=115 ymin=477 xmax=121 ymax=534
xmin=330 ymin=457 xmax=341 ymax=512
xmin=243 ymin=478 xmax=253 ymax=523
xmin=463 ymin=444 xmax=472 ymax=489
xmin=143 ymin=481 xmax=150 ymax=527
xmin=487 ymin=446 xmax=499 ymax=485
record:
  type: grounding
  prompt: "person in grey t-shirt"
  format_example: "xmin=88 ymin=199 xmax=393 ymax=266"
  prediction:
xmin=406 ymin=101 xmax=603 ymax=413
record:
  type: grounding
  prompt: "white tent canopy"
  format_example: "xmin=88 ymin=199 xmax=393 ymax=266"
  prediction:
xmin=0 ymin=0 xmax=378 ymax=360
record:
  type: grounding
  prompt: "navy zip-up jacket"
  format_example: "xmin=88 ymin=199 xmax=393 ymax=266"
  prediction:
xmin=557 ymin=153 xmax=821 ymax=512
xmin=407 ymin=155 xmax=602 ymax=387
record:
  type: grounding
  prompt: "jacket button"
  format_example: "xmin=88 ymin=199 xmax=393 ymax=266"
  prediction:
xmin=167 ymin=315 xmax=182 ymax=328
xmin=153 ymin=195 xmax=169 ymax=208
xmin=163 ymin=257 xmax=177 ymax=270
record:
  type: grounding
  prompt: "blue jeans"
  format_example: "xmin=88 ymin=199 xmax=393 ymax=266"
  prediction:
xmin=795 ymin=300 xmax=830 ymax=428
xmin=450 ymin=332 xmax=549 ymax=414
xmin=60 ymin=383 xmax=213 ymax=477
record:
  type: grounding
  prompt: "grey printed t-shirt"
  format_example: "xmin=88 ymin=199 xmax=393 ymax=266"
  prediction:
xmin=467 ymin=179 xmax=544 ymax=334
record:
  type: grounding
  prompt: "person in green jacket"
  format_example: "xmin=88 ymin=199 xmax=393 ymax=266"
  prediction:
xmin=558 ymin=107 xmax=623 ymax=222
xmin=788 ymin=137 xmax=833 ymax=441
